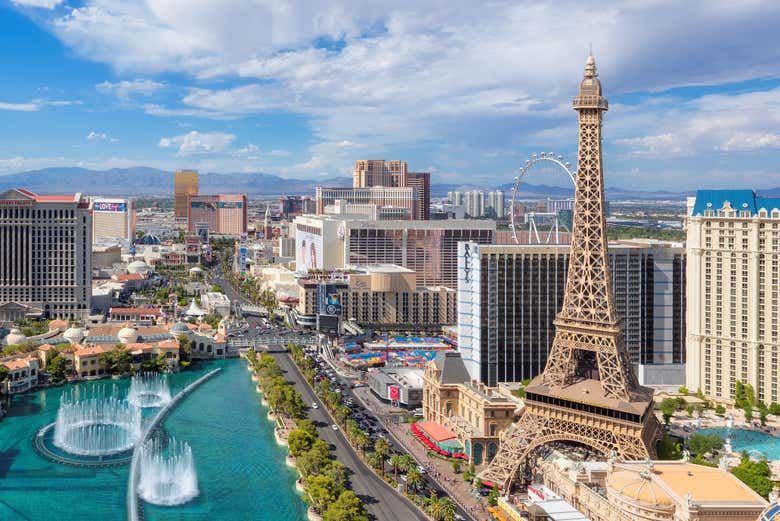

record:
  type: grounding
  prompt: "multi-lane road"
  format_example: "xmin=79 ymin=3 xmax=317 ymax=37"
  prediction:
xmin=212 ymin=265 xmax=429 ymax=521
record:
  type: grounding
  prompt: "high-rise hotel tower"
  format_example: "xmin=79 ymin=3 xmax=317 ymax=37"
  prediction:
xmin=0 ymin=189 xmax=92 ymax=321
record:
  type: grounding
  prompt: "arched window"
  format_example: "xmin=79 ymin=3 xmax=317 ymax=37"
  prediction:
xmin=489 ymin=423 xmax=497 ymax=437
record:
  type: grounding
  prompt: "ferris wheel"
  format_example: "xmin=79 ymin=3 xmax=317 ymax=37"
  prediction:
xmin=509 ymin=152 xmax=576 ymax=245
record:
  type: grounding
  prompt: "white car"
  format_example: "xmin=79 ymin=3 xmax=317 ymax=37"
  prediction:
xmin=312 ymin=402 xmax=319 ymax=409
xmin=331 ymin=424 xmax=339 ymax=431
xmin=417 ymin=465 xmax=427 ymax=474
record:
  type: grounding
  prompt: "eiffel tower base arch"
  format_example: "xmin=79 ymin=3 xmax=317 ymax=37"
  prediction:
xmin=479 ymin=400 xmax=661 ymax=491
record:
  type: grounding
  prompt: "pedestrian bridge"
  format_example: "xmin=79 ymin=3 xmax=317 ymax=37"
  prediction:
xmin=127 ymin=368 xmax=222 ymax=521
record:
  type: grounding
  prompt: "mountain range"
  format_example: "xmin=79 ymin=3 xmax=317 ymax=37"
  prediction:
xmin=0 ymin=165 xmax=755 ymax=201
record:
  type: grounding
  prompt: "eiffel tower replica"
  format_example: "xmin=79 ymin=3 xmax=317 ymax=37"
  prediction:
xmin=479 ymin=54 xmax=661 ymax=491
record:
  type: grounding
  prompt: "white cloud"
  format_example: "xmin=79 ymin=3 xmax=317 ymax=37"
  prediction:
xmin=267 ymin=149 xmax=290 ymax=157
xmin=158 ymin=130 xmax=236 ymax=156
xmin=719 ymin=133 xmax=780 ymax=152
xmin=614 ymin=88 xmax=780 ymax=158
xmin=96 ymin=79 xmax=165 ymax=100
xmin=11 ymin=0 xmax=64 ymax=9
xmin=0 ymin=101 xmax=39 ymax=111
xmin=142 ymin=103 xmax=239 ymax=120
xmin=86 ymin=131 xmax=108 ymax=141
xmin=0 ymin=98 xmax=81 ymax=111
xmin=231 ymin=143 xmax=260 ymax=156
xmin=15 ymin=1 xmax=780 ymax=184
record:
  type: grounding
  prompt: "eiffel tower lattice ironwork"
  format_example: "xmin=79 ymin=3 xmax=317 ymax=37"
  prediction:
xmin=479 ymin=55 xmax=661 ymax=491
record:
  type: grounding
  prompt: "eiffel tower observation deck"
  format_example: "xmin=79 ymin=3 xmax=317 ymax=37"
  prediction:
xmin=479 ymin=55 xmax=661 ymax=492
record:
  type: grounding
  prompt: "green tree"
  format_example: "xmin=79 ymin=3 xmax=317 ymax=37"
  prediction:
xmin=0 ymin=365 xmax=9 ymax=386
xmin=661 ymin=399 xmax=676 ymax=425
xmin=685 ymin=405 xmax=694 ymax=418
xmin=406 ymin=467 xmax=424 ymax=494
xmin=373 ymin=438 xmax=390 ymax=476
xmin=177 ymin=335 xmax=192 ymax=363
xmin=99 ymin=344 xmax=131 ymax=375
xmin=452 ymin=460 xmax=461 ymax=474
xmin=715 ymin=404 xmax=726 ymax=416
xmin=47 ymin=354 xmax=68 ymax=383
xmin=399 ymin=454 xmax=415 ymax=473
xmin=296 ymin=446 xmax=330 ymax=480
xmin=288 ymin=429 xmax=316 ymax=458
xmin=744 ymin=405 xmax=753 ymax=422
xmin=735 ymin=380 xmax=746 ymax=408
xmin=687 ymin=433 xmax=723 ymax=457
xmin=323 ymin=491 xmax=368 ymax=521
xmin=487 ymin=485 xmax=500 ymax=507
xmin=696 ymin=388 xmax=706 ymax=400
xmin=656 ymin=433 xmax=682 ymax=460
xmin=354 ymin=430 xmax=370 ymax=457
xmin=744 ymin=383 xmax=756 ymax=407
xmin=202 ymin=313 xmax=222 ymax=329
xmin=304 ymin=475 xmax=341 ymax=515
xmin=388 ymin=453 xmax=405 ymax=483
xmin=678 ymin=386 xmax=689 ymax=395
xmin=322 ymin=461 xmax=349 ymax=491
xmin=295 ymin=418 xmax=318 ymax=437
xmin=732 ymin=454 xmax=773 ymax=498
xmin=769 ymin=402 xmax=780 ymax=416
xmin=366 ymin=451 xmax=383 ymax=472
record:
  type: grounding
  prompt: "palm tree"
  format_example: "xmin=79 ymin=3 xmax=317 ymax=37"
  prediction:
xmin=374 ymin=439 xmax=390 ymax=476
xmin=399 ymin=454 xmax=415 ymax=473
xmin=388 ymin=453 xmax=405 ymax=483
xmin=439 ymin=498 xmax=456 ymax=521
xmin=423 ymin=491 xmax=442 ymax=519
xmin=366 ymin=451 xmax=382 ymax=471
xmin=355 ymin=431 xmax=370 ymax=457
xmin=406 ymin=468 xmax=424 ymax=495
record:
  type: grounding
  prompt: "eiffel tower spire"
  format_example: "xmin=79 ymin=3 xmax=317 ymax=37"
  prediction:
xmin=539 ymin=53 xmax=639 ymax=399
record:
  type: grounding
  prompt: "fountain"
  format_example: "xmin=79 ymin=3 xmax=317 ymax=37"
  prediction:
xmin=724 ymin=434 xmax=733 ymax=454
xmin=53 ymin=388 xmax=143 ymax=456
xmin=127 ymin=373 xmax=172 ymax=408
xmin=137 ymin=437 xmax=199 ymax=506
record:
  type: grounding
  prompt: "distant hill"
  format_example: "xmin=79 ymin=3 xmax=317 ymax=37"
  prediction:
xmin=0 ymin=165 xmax=699 ymax=201
xmin=0 ymin=167 xmax=352 ymax=197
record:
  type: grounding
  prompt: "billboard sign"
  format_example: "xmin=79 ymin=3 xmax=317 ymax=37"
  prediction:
xmin=94 ymin=201 xmax=127 ymax=212
xmin=388 ymin=385 xmax=400 ymax=402
xmin=238 ymin=246 xmax=247 ymax=274
xmin=296 ymin=230 xmax=323 ymax=271
xmin=317 ymin=283 xmax=342 ymax=316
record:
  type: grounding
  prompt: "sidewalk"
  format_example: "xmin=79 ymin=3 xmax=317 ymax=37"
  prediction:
xmin=385 ymin=419 xmax=491 ymax=521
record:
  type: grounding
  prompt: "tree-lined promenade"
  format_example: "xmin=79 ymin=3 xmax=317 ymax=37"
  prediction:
xmin=246 ymin=349 xmax=368 ymax=521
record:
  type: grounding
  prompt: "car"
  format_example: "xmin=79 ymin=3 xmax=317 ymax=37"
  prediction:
xmin=331 ymin=424 xmax=339 ymax=431
xmin=417 ymin=465 xmax=427 ymax=474
xmin=312 ymin=402 xmax=319 ymax=409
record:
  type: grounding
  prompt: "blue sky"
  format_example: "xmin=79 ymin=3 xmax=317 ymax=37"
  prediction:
xmin=1 ymin=0 xmax=780 ymax=191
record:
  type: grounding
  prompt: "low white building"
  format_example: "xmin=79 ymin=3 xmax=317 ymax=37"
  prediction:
xmin=201 ymin=292 xmax=231 ymax=317
xmin=1 ymin=357 xmax=39 ymax=394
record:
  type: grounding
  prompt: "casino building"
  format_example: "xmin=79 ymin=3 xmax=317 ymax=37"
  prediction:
xmin=187 ymin=194 xmax=247 ymax=236
xmin=0 ymin=189 xmax=92 ymax=321
xmin=91 ymin=197 xmax=136 ymax=243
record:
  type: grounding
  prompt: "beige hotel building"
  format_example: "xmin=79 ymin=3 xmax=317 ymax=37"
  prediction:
xmin=686 ymin=190 xmax=780 ymax=404
xmin=0 ymin=189 xmax=92 ymax=321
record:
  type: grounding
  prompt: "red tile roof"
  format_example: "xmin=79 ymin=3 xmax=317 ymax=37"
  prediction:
xmin=16 ymin=189 xmax=77 ymax=202
xmin=114 ymin=274 xmax=145 ymax=282
xmin=2 ymin=357 xmax=37 ymax=370
xmin=75 ymin=345 xmax=113 ymax=357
